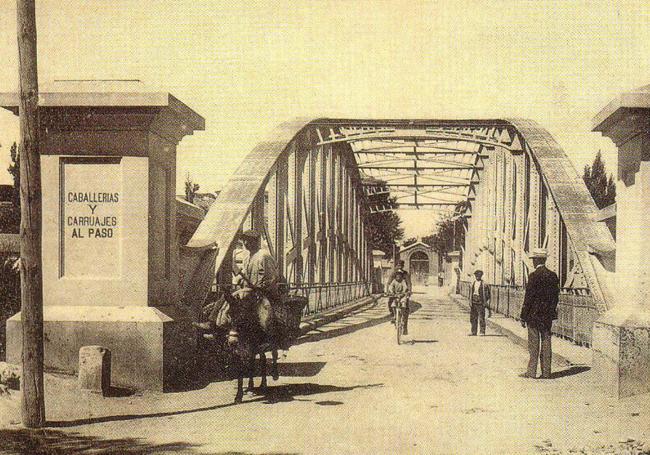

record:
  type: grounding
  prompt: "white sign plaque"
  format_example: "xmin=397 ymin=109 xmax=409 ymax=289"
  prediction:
xmin=60 ymin=158 xmax=122 ymax=278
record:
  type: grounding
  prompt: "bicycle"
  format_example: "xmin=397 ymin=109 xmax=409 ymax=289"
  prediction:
xmin=390 ymin=293 xmax=408 ymax=345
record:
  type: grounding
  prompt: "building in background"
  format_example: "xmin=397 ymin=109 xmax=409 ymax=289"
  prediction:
xmin=399 ymin=241 xmax=439 ymax=287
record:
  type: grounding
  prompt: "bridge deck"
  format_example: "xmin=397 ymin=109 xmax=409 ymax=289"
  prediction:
xmin=2 ymin=287 xmax=648 ymax=454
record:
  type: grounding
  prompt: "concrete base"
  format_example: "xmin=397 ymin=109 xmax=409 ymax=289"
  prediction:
xmin=592 ymin=307 xmax=650 ymax=398
xmin=6 ymin=305 xmax=196 ymax=392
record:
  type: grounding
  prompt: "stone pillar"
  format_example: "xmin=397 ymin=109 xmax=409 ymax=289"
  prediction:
xmin=78 ymin=346 xmax=111 ymax=395
xmin=592 ymin=86 xmax=650 ymax=398
xmin=448 ymin=251 xmax=461 ymax=293
xmin=2 ymin=80 xmax=205 ymax=391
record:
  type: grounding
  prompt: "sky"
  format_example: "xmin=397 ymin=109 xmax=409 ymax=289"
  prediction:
xmin=0 ymin=0 xmax=648 ymax=237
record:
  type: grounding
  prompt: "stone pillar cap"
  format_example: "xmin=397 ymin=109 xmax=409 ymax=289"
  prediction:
xmin=0 ymin=79 xmax=205 ymax=132
xmin=592 ymin=84 xmax=650 ymax=134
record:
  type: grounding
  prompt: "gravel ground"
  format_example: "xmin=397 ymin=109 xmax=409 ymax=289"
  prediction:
xmin=0 ymin=287 xmax=648 ymax=454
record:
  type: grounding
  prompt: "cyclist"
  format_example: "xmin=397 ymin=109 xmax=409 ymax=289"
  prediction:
xmin=387 ymin=260 xmax=411 ymax=312
xmin=387 ymin=271 xmax=410 ymax=335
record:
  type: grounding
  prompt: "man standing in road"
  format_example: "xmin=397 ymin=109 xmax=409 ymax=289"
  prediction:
xmin=519 ymin=248 xmax=560 ymax=379
xmin=469 ymin=269 xmax=490 ymax=336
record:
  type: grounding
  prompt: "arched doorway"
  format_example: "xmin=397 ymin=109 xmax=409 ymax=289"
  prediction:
xmin=409 ymin=250 xmax=430 ymax=286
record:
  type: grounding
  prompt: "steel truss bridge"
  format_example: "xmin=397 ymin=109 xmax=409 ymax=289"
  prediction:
xmin=181 ymin=119 xmax=615 ymax=344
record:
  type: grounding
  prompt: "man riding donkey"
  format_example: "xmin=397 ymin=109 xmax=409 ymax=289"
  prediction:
xmin=194 ymin=229 xmax=304 ymax=401
xmin=194 ymin=229 xmax=283 ymax=334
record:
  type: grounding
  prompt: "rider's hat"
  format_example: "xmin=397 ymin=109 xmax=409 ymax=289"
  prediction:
xmin=474 ymin=269 xmax=483 ymax=276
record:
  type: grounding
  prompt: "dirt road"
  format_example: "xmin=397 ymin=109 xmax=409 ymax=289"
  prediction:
xmin=0 ymin=287 xmax=648 ymax=454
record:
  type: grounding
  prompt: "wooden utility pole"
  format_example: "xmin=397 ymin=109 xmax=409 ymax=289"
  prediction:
xmin=17 ymin=0 xmax=45 ymax=428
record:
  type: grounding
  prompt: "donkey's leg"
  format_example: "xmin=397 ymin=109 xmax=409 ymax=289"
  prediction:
xmin=234 ymin=358 xmax=244 ymax=404
xmin=260 ymin=351 xmax=268 ymax=389
xmin=271 ymin=349 xmax=279 ymax=381
xmin=246 ymin=353 xmax=256 ymax=395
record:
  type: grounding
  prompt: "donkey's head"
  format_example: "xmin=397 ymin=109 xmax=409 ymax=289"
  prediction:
xmin=223 ymin=288 xmax=267 ymax=347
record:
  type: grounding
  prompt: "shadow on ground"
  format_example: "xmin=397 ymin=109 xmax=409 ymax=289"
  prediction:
xmin=0 ymin=429 xmax=199 ymax=454
xmin=550 ymin=365 xmax=590 ymax=379
xmin=257 ymin=382 xmax=384 ymax=404
xmin=47 ymin=399 xmax=246 ymax=428
xmin=276 ymin=361 xmax=326 ymax=377
xmin=297 ymin=310 xmax=389 ymax=344
xmin=48 ymin=381 xmax=382 ymax=428
xmin=297 ymin=301 xmax=422 ymax=345
xmin=104 ymin=386 xmax=136 ymax=398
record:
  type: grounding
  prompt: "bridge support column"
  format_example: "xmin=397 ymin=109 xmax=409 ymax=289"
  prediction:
xmin=592 ymin=90 xmax=650 ymax=398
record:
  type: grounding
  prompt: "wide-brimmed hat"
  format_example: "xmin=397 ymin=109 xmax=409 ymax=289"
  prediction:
xmin=529 ymin=248 xmax=548 ymax=259
xmin=474 ymin=269 xmax=483 ymax=276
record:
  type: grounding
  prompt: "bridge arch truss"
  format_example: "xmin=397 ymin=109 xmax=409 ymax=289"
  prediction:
xmin=183 ymin=119 xmax=615 ymax=314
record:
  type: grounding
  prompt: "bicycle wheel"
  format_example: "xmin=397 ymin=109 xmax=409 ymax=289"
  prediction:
xmin=395 ymin=306 xmax=402 ymax=345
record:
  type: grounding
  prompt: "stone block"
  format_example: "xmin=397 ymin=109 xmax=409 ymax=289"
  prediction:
xmin=592 ymin=309 xmax=650 ymax=398
xmin=78 ymin=346 xmax=111 ymax=394
xmin=6 ymin=305 xmax=196 ymax=392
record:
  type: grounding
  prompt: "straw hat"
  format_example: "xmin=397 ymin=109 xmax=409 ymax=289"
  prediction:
xmin=529 ymin=248 xmax=548 ymax=259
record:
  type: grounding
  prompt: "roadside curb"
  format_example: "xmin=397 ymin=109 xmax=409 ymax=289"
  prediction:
xmin=299 ymin=296 xmax=378 ymax=336
xmin=448 ymin=293 xmax=583 ymax=367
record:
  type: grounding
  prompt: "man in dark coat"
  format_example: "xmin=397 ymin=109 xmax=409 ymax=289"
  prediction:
xmin=469 ymin=269 xmax=491 ymax=336
xmin=519 ymin=248 xmax=560 ymax=379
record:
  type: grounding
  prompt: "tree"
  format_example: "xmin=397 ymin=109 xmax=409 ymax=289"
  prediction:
xmin=8 ymin=142 xmax=19 ymax=206
xmin=402 ymin=237 xmax=417 ymax=248
xmin=361 ymin=175 xmax=404 ymax=255
xmin=421 ymin=234 xmax=436 ymax=248
xmin=366 ymin=197 xmax=404 ymax=255
xmin=184 ymin=172 xmax=200 ymax=204
xmin=428 ymin=201 xmax=468 ymax=258
xmin=0 ymin=143 xmax=21 ymax=234
xmin=583 ymin=151 xmax=616 ymax=209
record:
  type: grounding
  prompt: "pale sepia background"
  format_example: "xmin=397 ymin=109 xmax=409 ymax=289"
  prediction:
xmin=0 ymin=0 xmax=646 ymax=234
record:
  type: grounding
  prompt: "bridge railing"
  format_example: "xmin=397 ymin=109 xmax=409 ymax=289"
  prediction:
xmin=459 ymin=281 xmax=598 ymax=347
xmin=288 ymin=282 xmax=370 ymax=317
xmin=211 ymin=281 xmax=370 ymax=318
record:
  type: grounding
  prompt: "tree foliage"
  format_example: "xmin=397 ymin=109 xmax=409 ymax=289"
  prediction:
xmin=8 ymin=143 xmax=19 ymax=206
xmin=402 ymin=237 xmax=417 ymax=248
xmin=0 ymin=143 xmax=20 ymax=359
xmin=361 ymin=175 xmax=405 ymax=255
xmin=184 ymin=172 xmax=200 ymax=204
xmin=0 ymin=143 xmax=20 ymax=233
xmin=583 ymin=151 xmax=616 ymax=209
xmin=366 ymin=196 xmax=404 ymax=255
xmin=428 ymin=201 xmax=468 ymax=258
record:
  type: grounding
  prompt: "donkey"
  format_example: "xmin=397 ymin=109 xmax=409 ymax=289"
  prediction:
xmin=223 ymin=289 xmax=282 ymax=403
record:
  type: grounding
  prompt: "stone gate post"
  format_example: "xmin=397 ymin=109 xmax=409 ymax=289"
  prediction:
xmin=1 ymin=80 xmax=205 ymax=391
xmin=592 ymin=85 xmax=650 ymax=398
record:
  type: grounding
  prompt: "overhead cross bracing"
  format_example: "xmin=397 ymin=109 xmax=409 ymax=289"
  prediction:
xmin=323 ymin=125 xmax=506 ymax=212
xmin=350 ymin=137 xmax=480 ymax=212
